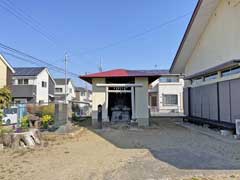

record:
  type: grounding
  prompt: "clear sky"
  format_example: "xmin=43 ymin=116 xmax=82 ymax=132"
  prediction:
xmin=0 ymin=0 xmax=197 ymax=86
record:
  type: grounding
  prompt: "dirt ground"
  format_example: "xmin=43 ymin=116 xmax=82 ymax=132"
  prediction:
xmin=1 ymin=118 xmax=240 ymax=180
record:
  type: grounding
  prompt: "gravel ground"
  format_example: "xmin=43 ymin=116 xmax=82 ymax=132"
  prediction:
xmin=0 ymin=118 xmax=240 ymax=180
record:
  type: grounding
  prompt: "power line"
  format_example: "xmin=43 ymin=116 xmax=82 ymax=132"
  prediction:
xmin=0 ymin=1 xmax=56 ymax=44
xmin=1 ymin=51 xmax=80 ymax=78
xmin=0 ymin=0 xmax=100 ymax=67
xmin=72 ymin=1 xmax=217 ymax=57
xmin=75 ymin=12 xmax=192 ymax=57
xmin=3 ymin=50 xmax=85 ymax=83
xmin=4 ymin=0 xmax=57 ymax=42
xmin=0 ymin=42 xmax=80 ymax=78
xmin=0 ymin=1 xmax=216 ymax=72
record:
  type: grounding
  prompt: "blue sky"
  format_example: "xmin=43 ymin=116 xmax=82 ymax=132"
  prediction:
xmin=0 ymin=0 xmax=197 ymax=86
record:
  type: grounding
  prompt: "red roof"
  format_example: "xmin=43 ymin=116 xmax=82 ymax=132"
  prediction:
xmin=80 ymin=69 xmax=169 ymax=84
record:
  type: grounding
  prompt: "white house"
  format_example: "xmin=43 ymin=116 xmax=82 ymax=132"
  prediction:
xmin=74 ymin=87 xmax=92 ymax=116
xmin=54 ymin=78 xmax=76 ymax=103
xmin=170 ymin=0 xmax=240 ymax=128
xmin=149 ymin=72 xmax=184 ymax=115
xmin=12 ymin=67 xmax=55 ymax=104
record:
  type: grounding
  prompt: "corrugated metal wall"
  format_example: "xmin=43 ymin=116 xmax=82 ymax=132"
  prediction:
xmin=184 ymin=78 xmax=240 ymax=124
xmin=183 ymin=88 xmax=189 ymax=116
xmin=230 ymin=79 xmax=240 ymax=123
xmin=219 ymin=81 xmax=231 ymax=123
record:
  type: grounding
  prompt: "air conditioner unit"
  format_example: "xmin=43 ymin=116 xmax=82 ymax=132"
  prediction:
xmin=236 ymin=119 xmax=240 ymax=135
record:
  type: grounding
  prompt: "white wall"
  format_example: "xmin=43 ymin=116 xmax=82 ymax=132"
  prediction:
xmin=12 ymin=77 xmax=36 ymax=85
xmin=78 ymin=90 xmax=92 ymax=103
xmin=185 ymin=0 xmax=240 ymax=76
xmin=55 ymin=81 xmax=76 ymax=102
xmin=158 ymin=78 xmax=184 ymax=113
xmin=149 ymin=77 xmax=184 ymax=113
xmin=36 ymin=69 xmax=49 ymax=103
xmin=135 ymin=77 xmax=149 ymax=126
xmin=92 ymin=78 xmax=108 ymax=124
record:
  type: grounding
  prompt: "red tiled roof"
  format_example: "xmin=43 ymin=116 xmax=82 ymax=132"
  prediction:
xmin=80 ymin=69 xmax=169 ymax=83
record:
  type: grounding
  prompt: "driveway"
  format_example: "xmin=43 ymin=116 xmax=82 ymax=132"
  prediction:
xmin=0 ymin=118 xmax=240 ymax=180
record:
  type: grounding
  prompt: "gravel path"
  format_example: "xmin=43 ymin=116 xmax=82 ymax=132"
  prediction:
xmin=0 ymin=118 xmax=240 ymax=180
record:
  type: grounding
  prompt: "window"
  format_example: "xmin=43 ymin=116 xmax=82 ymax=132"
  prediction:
xmin=159 ymin=76 xmax=179 ymax=83
xmin=222 ymin=66 xmax=240 ymax=77
xmin=69 ymin=88 xmax=72 ymax=93
xmin=18 ymin=79 xmax=29 ymax=85
xmin=204 ymin=73 xmax=217 ymax=81
xmin=81 ymin=92 xmax=85 ymax=96
xmin=24 ymin=79 xmax=29 ymax=85
xmin=55 ymin=88 xmax=63 ymax=93
xmin=163 ymin=94 xmax=178 ymax=106
xmin=150 ymin=96 xmax=157 ymax=107
xmin=18 ymin=79 xmax=23 ymax=85
xmin=191 ymin=78 xmax=203 ymax=85
xmin=42 ymin=81 xmax=47 ymax=88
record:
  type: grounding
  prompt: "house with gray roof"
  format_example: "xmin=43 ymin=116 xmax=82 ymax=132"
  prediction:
xmin=74 ymin=87 xmax=92 ymax=116
xmin=12 ymin=67 xmax=56 ymax=104
xmin=54 ymin=78 xmax=76 ymax=103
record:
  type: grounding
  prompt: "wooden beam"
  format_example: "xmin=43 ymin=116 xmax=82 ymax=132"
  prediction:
xmin=108 ymin=90 xmax=131 ymax=93
xmin=96 ymin=83 xmax=143 ymax=87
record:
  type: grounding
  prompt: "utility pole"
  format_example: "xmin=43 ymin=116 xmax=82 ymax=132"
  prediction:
xmin=64 ymin=53 xmax=69 ymax=124
xmin=64 ymin=53 xmax=68 ymax=104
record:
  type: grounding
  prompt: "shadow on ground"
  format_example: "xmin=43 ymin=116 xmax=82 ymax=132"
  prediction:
xmin=75 ymin=117 xmax=240 ymax=170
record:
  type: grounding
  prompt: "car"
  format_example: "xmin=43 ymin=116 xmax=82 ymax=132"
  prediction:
xmin=2 ymin=107 xmax=18 ymax=125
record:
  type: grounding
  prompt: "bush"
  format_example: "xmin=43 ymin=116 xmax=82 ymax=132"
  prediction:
xmin=0 ymin=87 xmax=11 ymax=131
xmin=0 ymin=87 xmax=11 ymax=109
xmin=0 ymin=109 xmax=3 ymax=124
xmin=27 ymin=104 xmax=55 ymax=117
xmin=42 ymin=114 xmax=53 ymax=129
xmin=21 ymin=115 xmax=29 ymax=129
xmin=41 ymin=104 xmax=55 ymax=116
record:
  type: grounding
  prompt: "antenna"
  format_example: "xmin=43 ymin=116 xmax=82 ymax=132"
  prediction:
xmin=99 ymin=57 xmax=103 ymax=72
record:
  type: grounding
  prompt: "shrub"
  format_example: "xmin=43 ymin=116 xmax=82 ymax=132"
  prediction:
xmin=0 ymin=87 xmax=11 ymax=130
xmin=41 ymin=104 xmax=55 ymax=116
xmin=0 ymin=87 xmax=11 ymax=109
xmin=21 ymin=115 xmax=29 ymax=129
xmin=0 ymin=109 xmax=3 ymax=124
xmin=42 ymin=114 xmax=53 ymax=129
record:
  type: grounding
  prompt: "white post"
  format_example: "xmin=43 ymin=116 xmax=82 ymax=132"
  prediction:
xmin=131 ymin=87 xmax=135 ymax=120
xmin=105 ymin=87 xmax=109 ymax=121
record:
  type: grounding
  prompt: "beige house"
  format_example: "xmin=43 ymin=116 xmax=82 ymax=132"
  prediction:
xmin=170 ymin=0 xmax=240 ymax=128
xmin=0 ymin=54 xmax=15 ymax=89
xmin=80 ymin=69 xmax=165 ymax=127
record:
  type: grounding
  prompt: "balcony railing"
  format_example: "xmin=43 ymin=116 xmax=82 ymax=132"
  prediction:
xmin=12 ymin=85 xmax=36 ymax=97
